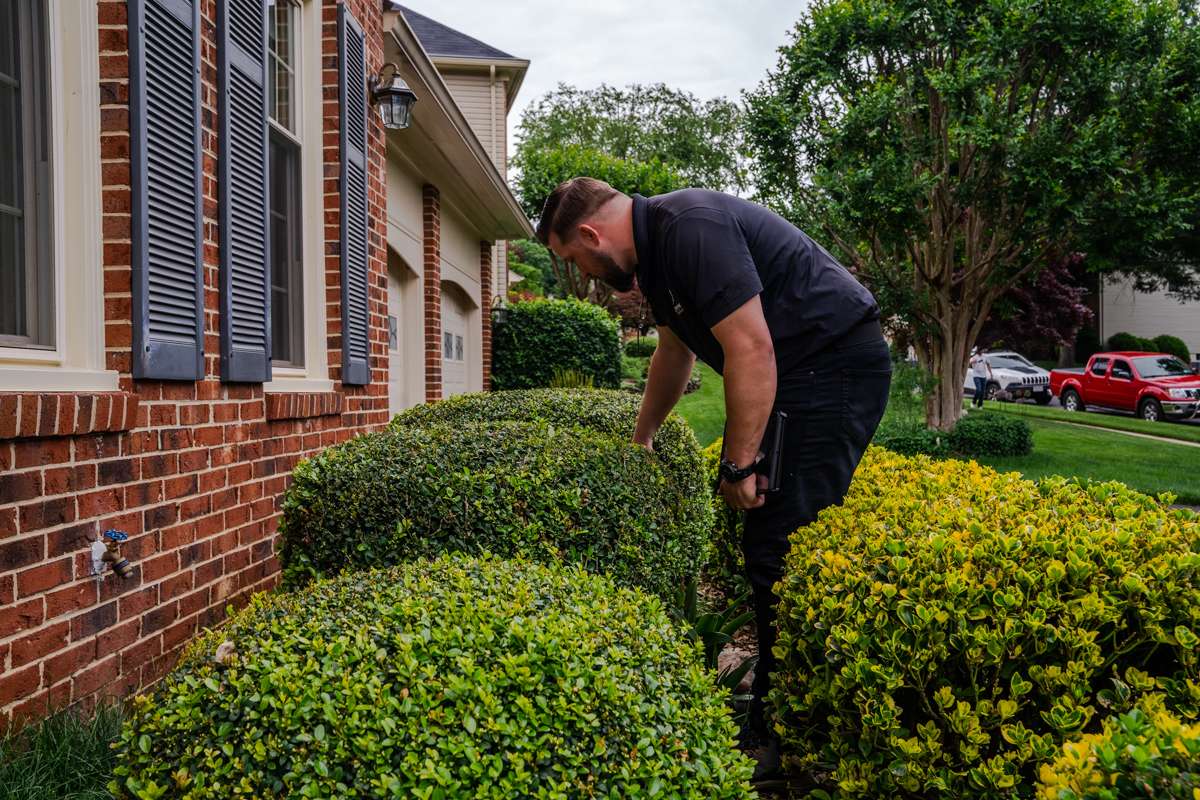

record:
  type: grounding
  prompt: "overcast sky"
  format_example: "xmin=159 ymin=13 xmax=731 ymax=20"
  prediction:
xmin=399 ymin=0 xmax=806 ymax=153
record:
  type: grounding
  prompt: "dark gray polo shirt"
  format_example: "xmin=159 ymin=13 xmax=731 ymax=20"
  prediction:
xmin=631 ymin=189 xmax=880 ymax=377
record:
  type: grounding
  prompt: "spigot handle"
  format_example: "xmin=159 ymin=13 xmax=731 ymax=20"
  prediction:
xmin=103 ymin=529 xmax=128 ymax=543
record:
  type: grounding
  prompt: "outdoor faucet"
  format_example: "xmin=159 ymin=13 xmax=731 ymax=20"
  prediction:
xmin=91 ymin=529 xmax=135 ymax=579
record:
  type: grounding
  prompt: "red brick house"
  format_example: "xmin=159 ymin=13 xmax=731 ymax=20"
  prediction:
xmin=0 ymin=0 xmax=530 ymax=733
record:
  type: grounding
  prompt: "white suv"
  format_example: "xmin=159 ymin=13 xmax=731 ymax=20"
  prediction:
xmin=962 ymin=351 xmax=1053 ymax=404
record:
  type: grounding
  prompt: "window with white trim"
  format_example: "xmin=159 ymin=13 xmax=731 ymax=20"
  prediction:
xmin=0 ymin=0 xmax=53 ymax=350
xmin=268 ymin=0 xmax=304 ymax=367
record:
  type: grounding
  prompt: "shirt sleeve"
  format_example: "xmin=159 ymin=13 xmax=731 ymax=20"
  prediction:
xmin=664 ymin=208 xmax=763 ymax=329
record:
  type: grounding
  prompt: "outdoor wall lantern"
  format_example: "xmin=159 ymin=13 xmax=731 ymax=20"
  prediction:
xmin=369 ymin=63 xmax=418 ymax=130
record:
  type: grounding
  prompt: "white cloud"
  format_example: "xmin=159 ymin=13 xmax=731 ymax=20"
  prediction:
xmin=398 ymin=0 xmax=806 ymax=151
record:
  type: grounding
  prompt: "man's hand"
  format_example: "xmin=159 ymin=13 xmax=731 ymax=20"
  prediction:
xmin=719 ymin=473 xmax=767 ymax=510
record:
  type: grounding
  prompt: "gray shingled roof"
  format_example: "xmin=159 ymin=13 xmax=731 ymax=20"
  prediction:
xmin=387 ymin=3 xmax=515 ymax=60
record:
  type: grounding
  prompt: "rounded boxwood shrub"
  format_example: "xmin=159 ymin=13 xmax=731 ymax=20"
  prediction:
xmin=949 ymin=411 xmax=1034 ymax=457
xmin=871 ymin=419 xmax=950 ymax=457
xmin=491 ymin=298 xmax=621 ymax=390
xmin=279 ymin=419 xmax=705 ymax=602
xmin=109 ymin=555 xmax=757 ymax=799
xmin=624 ymin=337 xmax=658 ymax=357
xmin=1106 ymin=331 xmax=1155 ymax=352
xmin=1036 ymin=696 xmax=1200 ymax=800
xmin=391 ymin=388 xmax=712 ymax=560
xmin=773 ymin=447 xmax=1200 ymax=799
xmin=1152 ymin=334 xmax=1191 ymax=362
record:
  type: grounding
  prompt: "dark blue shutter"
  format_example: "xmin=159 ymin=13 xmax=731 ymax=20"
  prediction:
xmin=218 ymin=0 xmax=270 ymax=382
xmin=338 ymin=5 xmax=370 ymax=386
xmin=129 ymin=0 xmax=204 ymax=380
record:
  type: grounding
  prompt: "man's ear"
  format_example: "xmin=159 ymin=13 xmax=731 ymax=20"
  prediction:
xmin=577 ymin=223 xmax=601 ymax=248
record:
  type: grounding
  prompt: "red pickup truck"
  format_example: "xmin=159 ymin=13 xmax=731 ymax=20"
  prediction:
xmin=1049 ymin=352 xmax=1200 ymax=422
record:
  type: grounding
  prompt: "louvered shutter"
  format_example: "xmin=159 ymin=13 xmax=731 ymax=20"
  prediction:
xmin=129 ymin=0 xmax=204 ymax=380
xmin=218 ymin=0 xmax=270 ymax=382
xmin=338 ymin=5 xmax=370 ymax=386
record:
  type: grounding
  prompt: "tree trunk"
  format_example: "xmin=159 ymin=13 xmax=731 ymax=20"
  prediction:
xmin=917 ymin=304 xmax=977 ymax=431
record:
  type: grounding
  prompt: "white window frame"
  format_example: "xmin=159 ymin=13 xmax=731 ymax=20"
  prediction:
xmin=264 ymin=0 xmax=331 ymax=393
xmin=0 ymin=0 xmax=116 ymax=392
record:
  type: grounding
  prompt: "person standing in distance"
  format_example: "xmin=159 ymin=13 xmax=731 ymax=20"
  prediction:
xmin=536 ymin=177 xmax=892 ymax=780
xmin=969 ymin=348 xmax=993 ymax=408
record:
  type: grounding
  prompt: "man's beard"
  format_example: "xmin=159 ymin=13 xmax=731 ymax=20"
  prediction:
xmin=593 ymin=251 xmax=634 ymax=292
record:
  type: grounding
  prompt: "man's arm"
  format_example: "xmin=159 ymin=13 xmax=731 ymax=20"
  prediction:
xmin=633 ymin=326 xmax=695 ymax=450
xmin=712 ymin=295 xmax=776 ymax=510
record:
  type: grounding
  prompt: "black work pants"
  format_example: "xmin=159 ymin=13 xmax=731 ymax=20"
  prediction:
xmin=742 ymin=332 xmax=892 ymax=734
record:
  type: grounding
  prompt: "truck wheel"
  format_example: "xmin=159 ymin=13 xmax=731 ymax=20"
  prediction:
xmin=986 ymin=381 xmax=1000 ymax=400
xmin=1138 ymin=398 xmax=1163 ymax=422
xmin=1062 ymin=389 xmax=1084 ymax=412
xmin=1035 ymin=392 xmax=1053 ymax=406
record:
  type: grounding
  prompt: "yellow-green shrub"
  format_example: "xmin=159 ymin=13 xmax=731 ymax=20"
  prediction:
xmin=1037 ymin=695 xmax=1200 ymax=800
xmin=773 ymin=447 xmax=1200 ymax=799
xmin=701 ymin=438 xmax=747 ymax=600
xmin=110 ymin=555 xmax=757 ymax=799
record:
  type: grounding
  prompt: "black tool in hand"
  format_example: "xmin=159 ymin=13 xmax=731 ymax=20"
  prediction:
xmin=715 ymin=409 xmax=788 ymax=496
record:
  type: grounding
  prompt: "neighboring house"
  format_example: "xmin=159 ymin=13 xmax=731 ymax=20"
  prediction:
xmin=1099 ymin=276 xmax=1200 ymax=359
xmin=0 ymin=0 xmax=529 ymax=733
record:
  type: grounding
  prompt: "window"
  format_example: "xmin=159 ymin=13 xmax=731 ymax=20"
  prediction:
xmin=1111 ymin=359 xmax=1132 ymax=380
xmin=268 ymin=0 xmax=303 ymax=366
xmin=443 ymin=331 xmax=453 ymax=359
xmin=1132 ymin=356 xmax=1189 ymax=378
xmin=0 ymin=0 xmax=52 ymax=349
xmin=1090 ymin=358 xmax=1110 ymax=377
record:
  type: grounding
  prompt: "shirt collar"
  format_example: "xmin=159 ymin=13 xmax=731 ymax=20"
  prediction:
xmin=631 ymin=193 xmax=652 ymax=285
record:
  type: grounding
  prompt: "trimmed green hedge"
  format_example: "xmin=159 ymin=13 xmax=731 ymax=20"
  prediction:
xmin=1153 ymin=334 xmax=1191 ymax=362
xmin=624 ymin=338 xmax=658 ymax=357
xmin=949 ymin=411 xmax=1034 ymax=457
xmin=278 ymin=419 xmax=703 ymax=602
xmin=110 ymin=555 xmax=757 ymax=799
xmin=1106 ymin=331 xmax=1155 ymax=352
xmin=701 ymin=438 xmax=747 ymax=602
xmin=491 ymin=298 xmax=621 ymax=390
xmin=773 ymin=447 xmax=1200 ymax=798
xmin=390 ymin=388 xmax=712 ymax=559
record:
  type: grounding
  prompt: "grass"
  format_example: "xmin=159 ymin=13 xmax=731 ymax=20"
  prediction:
xmin=975 ymin=398 xmax=1200 ymax=444
xmin=674 ymin=361 xmax=725 ymax=448
xmin=970 ymin=415 xmax=1200 ymax=505
xmin=0 ymin=702 xmax=123 ymax=800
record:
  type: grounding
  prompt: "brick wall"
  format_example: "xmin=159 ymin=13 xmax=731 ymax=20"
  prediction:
xmin=423 ymin=184 xmax=442 ymax=402
xmin=0 ymin=0 xmax=390 ymax=735
xmin=480 ymin=241 xmax=493 ymax=391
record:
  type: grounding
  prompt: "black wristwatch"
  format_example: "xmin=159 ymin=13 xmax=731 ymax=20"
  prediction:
xmin=718 ymin=457 xmax=758 ymax=484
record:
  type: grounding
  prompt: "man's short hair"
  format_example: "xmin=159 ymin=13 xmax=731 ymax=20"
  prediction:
xmin=535 ymin=177 xmax=620 ymax=245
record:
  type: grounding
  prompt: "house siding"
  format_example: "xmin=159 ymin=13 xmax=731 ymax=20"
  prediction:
xmin=1101 ymin=276 xmax=1200 ymax=358
xmin=0 ymin=0 xmax=390 ymax=734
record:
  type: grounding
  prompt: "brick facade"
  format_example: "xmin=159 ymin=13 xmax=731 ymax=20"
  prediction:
xmin=0 ymin=0 xmax=391 ymax=734
xmin=423 ymin=184 xmax=443 ymax=402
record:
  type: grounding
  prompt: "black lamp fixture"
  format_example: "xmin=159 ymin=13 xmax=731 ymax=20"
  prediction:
xmin=369 ymin=63 xmax=418 ymax=130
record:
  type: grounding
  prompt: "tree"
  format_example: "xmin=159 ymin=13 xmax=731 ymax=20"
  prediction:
xmin=509 ymin=239 xmax=558 ymax=297
xmin=745 ymin=0 xmax=1200 ymax=429
xmin=977 ymin=254 xmax=1094 ymax=360
xmin=606 ymin=280 xmax=657 ymax=337
xmin=513 ymin=143 xmax=687 ymax=304
xmin=514 ymin=83 xmax=747 ymax=196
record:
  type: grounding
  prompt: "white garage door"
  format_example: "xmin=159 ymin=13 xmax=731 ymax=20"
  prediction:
xmin=442 ymin=288 xmax=468 ymax=398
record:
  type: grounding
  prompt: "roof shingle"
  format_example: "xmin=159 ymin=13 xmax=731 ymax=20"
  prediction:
xmin=388 ymin=3 xmax=516 ymax=60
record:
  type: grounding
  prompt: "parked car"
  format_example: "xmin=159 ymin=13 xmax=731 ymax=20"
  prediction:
xmin=1049 ymin=351 xmax=1200 ymax=421
xmin=961 ymin=351 xmax=1053 ymax=404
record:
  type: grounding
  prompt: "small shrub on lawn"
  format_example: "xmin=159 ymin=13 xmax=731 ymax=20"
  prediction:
xmin=390 ymin=388 xmax=712 ymax=560
xmin=111 ymin=555 xmax=757 ymax=799
xmin=279 ymin=420 xmax=705 ymax=602
xmin=624 ymin=337 xmax=658 ymax=357
xmin=773 ymin=447 xmax=1200 ymax=799
xmin=1037 ymin=695 xmax=1200 ymax=800
xmin=949 ymin=411 xmax=1034 ymax=457
xmin=871 ymin=418 xmax=951 ymax=456
xmin=1152 ymin=334 xmax=1191 ymax=363
xmin=491 ymin=298 xmax=621 ymax=389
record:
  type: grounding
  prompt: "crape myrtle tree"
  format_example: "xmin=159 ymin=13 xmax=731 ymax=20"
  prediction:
xmin=513 ymin=83 xmax=747 ymax=304
xmin=745 ymin=0 xmax=1200 ymax=429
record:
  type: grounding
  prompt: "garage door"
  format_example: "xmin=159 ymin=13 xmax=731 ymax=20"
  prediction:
xmin=441 ymin=286 xmax=468 ymax=398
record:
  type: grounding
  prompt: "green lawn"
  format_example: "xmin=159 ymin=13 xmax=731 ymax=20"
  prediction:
xmin=674 ymin=361 xmax=725 ymax=448
xmin=976 ymin=398 xmax=1200 ymax=444
xmin=671 ymin=365 xmax=1199 ymax=503
xmin=972 ymin=417 xmax=1200 ymax=504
